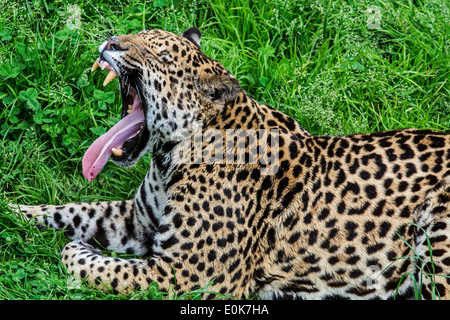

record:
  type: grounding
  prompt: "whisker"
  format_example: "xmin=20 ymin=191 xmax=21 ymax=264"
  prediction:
xmin=135 ymin=80 xmax=144 ymax=102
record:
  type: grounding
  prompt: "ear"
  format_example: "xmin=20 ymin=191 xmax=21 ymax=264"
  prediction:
xmin=196 ymin=74 xmax=243 ymax=105
xmin=181 ymin=27 xmax=201 ymax=49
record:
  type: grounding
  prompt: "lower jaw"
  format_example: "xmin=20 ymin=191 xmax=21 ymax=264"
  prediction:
xmin=110 ymin=84 xmax=145 ymax=159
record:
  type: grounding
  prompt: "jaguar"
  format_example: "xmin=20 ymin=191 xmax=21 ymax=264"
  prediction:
xmin=12 ymin=27 xmax=450 ymax=299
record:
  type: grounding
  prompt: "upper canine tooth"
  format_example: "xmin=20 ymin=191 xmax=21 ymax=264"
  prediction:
xmin=91 ymin=60 xmax=99 ymax=72
xmin=103 ymin=70 xmax=118 ymax=86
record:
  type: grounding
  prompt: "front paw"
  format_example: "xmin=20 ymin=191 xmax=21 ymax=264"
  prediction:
xmin=8 ymin=203 xmax=38 ymax=219
xmin=63 ymin=240 xmax=103 ymax=257
xmin=7 ymin=203 xmax=50 ymax=231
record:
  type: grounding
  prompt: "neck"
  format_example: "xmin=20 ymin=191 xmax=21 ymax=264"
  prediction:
xmin=151 ymin=91 xmax=311 ymax=173
xmin=209 ymin=91 xmax=310 ymax=137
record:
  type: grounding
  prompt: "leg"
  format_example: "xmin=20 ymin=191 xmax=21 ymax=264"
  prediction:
xmin=59 ymin=197 xmax=251 ymax=298
xmin=12 ymin=162 xmax=168 ymax=256
xmin=12 ymin=200 xmax=155 ymax=256
xmin=414 ymin=178 xmax=450 ymax=300
xmin=62 ymin=241 xmax=162 ymax=294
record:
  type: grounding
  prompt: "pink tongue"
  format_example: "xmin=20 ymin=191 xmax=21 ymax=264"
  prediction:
xmin=82 ymin=109 xmax=145 ymax=182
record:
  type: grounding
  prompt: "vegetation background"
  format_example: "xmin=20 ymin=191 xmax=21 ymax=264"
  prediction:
xmin=0 ymin=0 xmax=449 ymax=299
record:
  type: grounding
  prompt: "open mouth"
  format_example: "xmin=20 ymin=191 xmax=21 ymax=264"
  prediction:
xmin=82 ymin=57 xmax=146 ymax=182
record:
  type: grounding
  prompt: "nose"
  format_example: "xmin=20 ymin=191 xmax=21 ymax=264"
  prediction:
xmin=99 ymin=38 xmax=121 ymax=57
xmin=106 ymin=38 xmax=121 ymax=50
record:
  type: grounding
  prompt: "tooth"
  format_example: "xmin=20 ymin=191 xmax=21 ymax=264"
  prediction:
xmin=103 ymin=70 xmax=118 ymax=86
xmin=127 ymin=105 xmax=132 ymax=114
xmin=111 ymin=148 xmax=123 ymax=156
xmin=91 ymin=60 xmax=99 ymax=72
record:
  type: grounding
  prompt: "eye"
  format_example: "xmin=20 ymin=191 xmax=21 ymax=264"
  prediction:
xmin=158 ymin=50 xmax=172 ymax=62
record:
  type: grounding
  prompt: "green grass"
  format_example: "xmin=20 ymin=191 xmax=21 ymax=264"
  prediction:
xmin=0 ymin=0 xmax=449 ymax=300
xmin=375 ymin=223 xmax=450 ymax=300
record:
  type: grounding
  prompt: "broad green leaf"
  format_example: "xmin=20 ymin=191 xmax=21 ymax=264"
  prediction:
xmin=98 ymin=101 xmax=107 ymax=110
xmin=19 ymin=88 xmax=38 ymax=101
xmin=93 ymin=89 xmax=106 ymax=101
xmin=8 ymin=115 xmax=18 ymax=124
xmin=26 ymin=99 xmax=41 ymax=111
xmin=2 ymin=95 xmax=15 ymax=106
xmin=0 ymin=63 xmax=20 ymax=79
xmin=103 ymin=91 xmax=115 ymax=104
xmin=55 ymin=29 xmax=70 ymax=41
xmin=259 ymin=77 xmax=269 ymax=87
xmin=77 ymin=74 xmax=90 ymax=88
xmin=17 ymin=121 xmax=29 ymax=130
xmin=61 ymin=86 xmax=73 ymax=97
xmin=90 ymin=126 xmax=106 ymax=136
xmin=353 ymin=61 xmax=365 ymax=71
xmin=15 ymin=42 xmax=27 ymax=59
xmin=153 ymin=0 xmax=167 ymax=7
xmin=33 ymin=109 xmax=43 ymax=124
xmin=0 ymin=27 xmax=12 ymax=41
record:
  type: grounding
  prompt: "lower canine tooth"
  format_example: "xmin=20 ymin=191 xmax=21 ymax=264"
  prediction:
xmin=103 ymin=70 xmax=118 ymax=86
xmin=111 ymin=148 xmax=123 ymax=156
xmin=127 ymin=105 xmax=132 ymax=114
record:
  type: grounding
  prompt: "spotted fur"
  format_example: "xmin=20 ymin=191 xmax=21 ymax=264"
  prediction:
xmin=15 ymin=27 xmax=450 ymax=299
